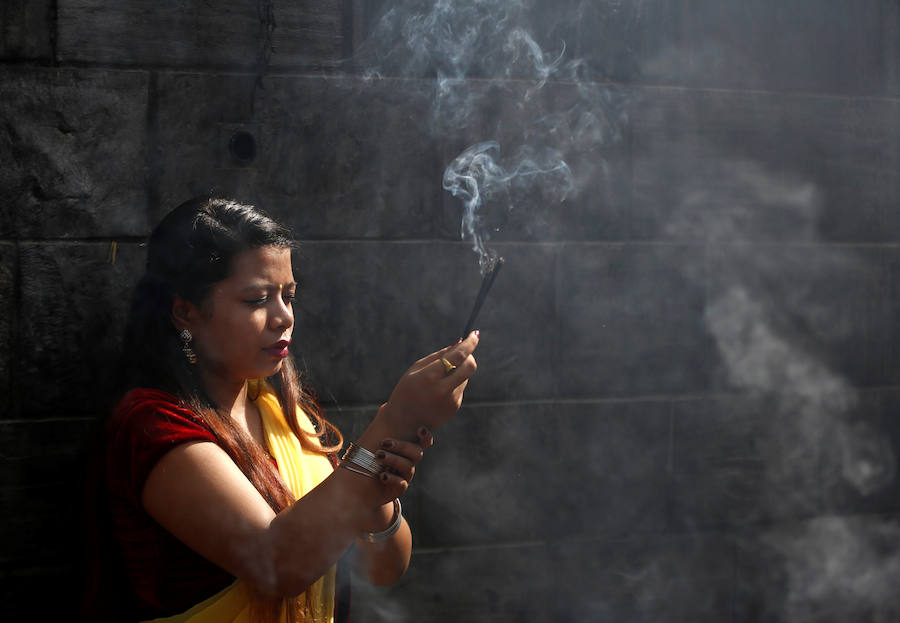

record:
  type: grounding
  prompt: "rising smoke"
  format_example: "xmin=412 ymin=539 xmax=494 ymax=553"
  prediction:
xmin=666 ymin=153 xmax=900 ymax=619
xmin=356 ymin=0 xmax=632 ymax=272
xmin=442 ymin=140 xmax=572 ymax=272
xmin=348 ymin=1 xmax=900 ymax=620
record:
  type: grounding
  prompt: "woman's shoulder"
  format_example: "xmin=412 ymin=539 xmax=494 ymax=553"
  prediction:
xmin=108 ymin=387 xmax=215 ymax=441
xmin=106 ymin=387 xmax=219 ymax=503
xmin=115 ymin=387 xmax=184 ymax=412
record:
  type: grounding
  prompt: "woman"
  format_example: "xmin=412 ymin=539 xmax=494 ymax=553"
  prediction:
xmin=101 ymin=197 xmax=479 ymax=622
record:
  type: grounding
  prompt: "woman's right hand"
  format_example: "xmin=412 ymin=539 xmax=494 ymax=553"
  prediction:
xmin=380 ymin=331 xmax=480 ymax=435
xmin=370 ymin=427 xmax=435 ymax=503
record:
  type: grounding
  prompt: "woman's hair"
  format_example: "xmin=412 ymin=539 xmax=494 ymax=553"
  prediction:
xmin=118 ymin=196 xmax=342 ymax=622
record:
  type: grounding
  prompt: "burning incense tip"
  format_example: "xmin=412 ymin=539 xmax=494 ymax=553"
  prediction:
xmin=462 ymin=257 xmax=505 ymax=337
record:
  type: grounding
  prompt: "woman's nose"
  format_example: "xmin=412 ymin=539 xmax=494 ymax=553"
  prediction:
xmin=271 ymin=297 xmax=294 ymax=330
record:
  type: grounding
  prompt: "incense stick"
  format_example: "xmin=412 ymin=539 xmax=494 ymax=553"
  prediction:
xmin=461 ymin=257 xmax=504 ymax=337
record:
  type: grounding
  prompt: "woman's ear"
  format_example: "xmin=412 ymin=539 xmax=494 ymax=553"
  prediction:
xmin=171 ymin=295 xmax=198 ymax=331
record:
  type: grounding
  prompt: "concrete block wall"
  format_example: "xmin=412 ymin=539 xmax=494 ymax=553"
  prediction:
xmin=2 ymin=1 xmax=900 ymax=620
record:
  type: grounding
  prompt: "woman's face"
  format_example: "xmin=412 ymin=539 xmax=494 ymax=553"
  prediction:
xmin=185 ymin=245 xmax=296 ymax=386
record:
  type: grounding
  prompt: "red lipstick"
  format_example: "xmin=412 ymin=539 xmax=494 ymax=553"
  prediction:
xmin=264 ymin=339 xmax=291 ymax=359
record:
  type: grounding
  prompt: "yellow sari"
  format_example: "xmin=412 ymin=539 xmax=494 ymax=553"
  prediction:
xmin=145 ymin=380 xmax=337 ymax=623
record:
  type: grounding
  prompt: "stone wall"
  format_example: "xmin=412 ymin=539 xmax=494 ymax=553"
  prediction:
xmin=2 ymin=1 xmax=900 ymax=621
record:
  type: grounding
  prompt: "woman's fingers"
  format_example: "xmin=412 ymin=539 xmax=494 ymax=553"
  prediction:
xmin=417 ymin=426 xmax=434 ymax=450
xmin=431 ymin=331 xmax=479 ymax=384
xmin=413 ymin=331 xmax=480 ymax=372
xmin=376 ymin=438 xmax=425 ymax=481
xmin=375 ymin=431 xmax=434 ymax=488
xmin=409 ymin=339 xmax=460 ymax=371
xmin=434 ymin=353 xmax=477 ymax=389
xmin=380 ymin=438 xmax=425 ymax=462
xmin=450 ymin=330 xmax=480 ymax=364
xmin=377 ymin=471 xmax=409 ymax=499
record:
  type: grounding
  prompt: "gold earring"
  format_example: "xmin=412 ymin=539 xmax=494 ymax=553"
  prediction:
xmin=180 ymin=329 xmax=198 ymax=364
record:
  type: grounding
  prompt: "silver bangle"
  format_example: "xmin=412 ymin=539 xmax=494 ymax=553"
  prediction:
xmin=360 ymin=498 xmax=402 ymax=543
xmin=340 ymin=442 xmax=386 ymax=479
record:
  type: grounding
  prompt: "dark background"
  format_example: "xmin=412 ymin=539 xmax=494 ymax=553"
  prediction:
xmin=3 ymin=1 xmax=900 ymax=621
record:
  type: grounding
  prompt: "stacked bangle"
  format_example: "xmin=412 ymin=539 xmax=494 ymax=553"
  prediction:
xmin=340 ymin=442 xmax=386 ymax=479
xmin=360 ymin=498 xmax=402 ymax=543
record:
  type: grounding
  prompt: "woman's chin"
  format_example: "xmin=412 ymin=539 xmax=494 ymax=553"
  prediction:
xmin=261 ymin=359 xmax=285 ymax=377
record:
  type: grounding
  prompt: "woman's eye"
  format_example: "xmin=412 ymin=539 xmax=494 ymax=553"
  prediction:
xmin=284 ymin=293 xmax=296 ymax=303
xmin=245 ymin=297 xmax=268 ymax=306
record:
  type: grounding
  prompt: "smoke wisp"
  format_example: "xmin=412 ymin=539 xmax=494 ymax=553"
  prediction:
xmin=355 ymin=0 xmax=632 ymax=267
xmin=442 ymin=140 xmax=572 ymax=272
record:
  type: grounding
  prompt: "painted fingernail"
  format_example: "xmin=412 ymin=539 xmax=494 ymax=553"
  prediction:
xmin=381 ymin=439 xmax=394 ymax=449
xmin=376 ymin=450 xmax=386 ymax=459
xmin=474 ymin=330 xmax=480 ymax=338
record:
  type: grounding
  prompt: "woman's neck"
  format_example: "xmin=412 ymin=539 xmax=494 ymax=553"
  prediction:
xmin=198 ymin=367 xmax=249 ymax=418
xmin=197 ymin=370 xmax=267 ymax=448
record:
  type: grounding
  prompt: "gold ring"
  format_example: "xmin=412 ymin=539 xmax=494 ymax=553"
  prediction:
xmin=440 ymin=357 xmax=457 ymax=376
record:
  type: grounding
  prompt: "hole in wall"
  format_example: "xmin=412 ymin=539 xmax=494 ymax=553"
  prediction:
xmin=228 ymin=130 xmax=257 ymax=165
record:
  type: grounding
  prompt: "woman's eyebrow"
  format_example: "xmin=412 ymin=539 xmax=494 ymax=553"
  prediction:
xmin=239 ymin=281 xmax=297 ymax=292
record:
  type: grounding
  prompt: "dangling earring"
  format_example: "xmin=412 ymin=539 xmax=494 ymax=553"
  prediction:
xmin=180 ymin=329 xmax=198 ymax=364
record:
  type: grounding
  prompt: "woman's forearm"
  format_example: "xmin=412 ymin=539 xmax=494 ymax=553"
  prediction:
xmin=264 ymin=410 xmax=415 ymax=595
xmin=265 ymin=465 xmax=391 ymax=595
